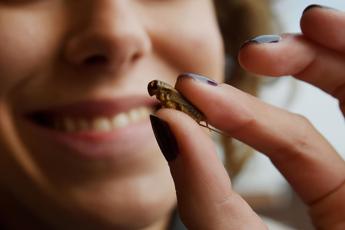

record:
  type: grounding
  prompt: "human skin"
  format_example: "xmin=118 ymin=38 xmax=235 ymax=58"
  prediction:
xmin=155 ymin=6 xmax=345 ymax=229
xmin=0 ymin=0 xmax=224 ymax=229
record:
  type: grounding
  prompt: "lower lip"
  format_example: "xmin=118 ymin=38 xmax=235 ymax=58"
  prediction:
xmin=20 ymin=117 xmax=154 ymax=160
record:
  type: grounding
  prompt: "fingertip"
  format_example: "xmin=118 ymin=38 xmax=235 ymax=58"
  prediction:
xmin=240 ymin=35 xmax=282 ymax=50
xmin=177 ymin=72 xmax=218 ymax=86
xmin=300 ymin=5 xmax=323 ymax=33
xmin=149 ymin=114 xmax=179 ymax=162
xmin=238 ymin=39 xmax=282 ymax=76
xmin=239 ymin=34 xmax=315 ymax=77
xmin=154 ymin=108 xmax=215 ymax=164
xmin=302 ymin=4 xmax=337 ymax=16
xmin=302 ymin=4 xmax=324 ymax=15
xmin=300 ymin=4 xmax=344 ymax=51
xmin=238 ymin=35 xmax=283 ymax=75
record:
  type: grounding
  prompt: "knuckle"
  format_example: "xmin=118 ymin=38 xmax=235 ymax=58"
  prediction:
xmin=274 ymin=113 xmax=315 ymax=160
xmin=291 ymin=114 xmax=313 ymax=150
xmin=293 ymin=113 xmax=312 ymax=129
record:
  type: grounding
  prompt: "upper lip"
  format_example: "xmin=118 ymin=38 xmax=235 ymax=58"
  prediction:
xmin=23 ymin=95 xmax=159 ymax=120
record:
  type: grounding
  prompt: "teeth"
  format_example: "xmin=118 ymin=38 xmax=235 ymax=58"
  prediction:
xmin=57 ymin=106 xmax=151 ymax=132
xmin=128 ymin=108 xmax=142 ymax=122
xmin=112 ymin=113 xmax=129 ymax=128
xmin=93 ymin=117 xmax=112 ymax=132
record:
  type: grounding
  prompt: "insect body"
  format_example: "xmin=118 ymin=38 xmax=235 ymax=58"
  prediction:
xmin=148 ymin=80 xmax=223 ymax=134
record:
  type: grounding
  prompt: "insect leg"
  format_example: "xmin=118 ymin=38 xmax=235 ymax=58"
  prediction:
xmin=198 ymin=122 xmax=226 ymax=136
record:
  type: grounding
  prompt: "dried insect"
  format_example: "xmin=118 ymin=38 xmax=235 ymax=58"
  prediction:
xmin=148 ymin=80 xmax=223 ymax=135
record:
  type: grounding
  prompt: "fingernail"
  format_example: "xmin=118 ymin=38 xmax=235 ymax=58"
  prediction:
xmin=303 ymin=4 xmax=335 ymax=14
xmin=150 ymin=115 xmax=179 ymax=162
xmin=178 ymin=72 xmax=218 ymax=86
xmin=241 ymin=35 xmax=282 ymax=48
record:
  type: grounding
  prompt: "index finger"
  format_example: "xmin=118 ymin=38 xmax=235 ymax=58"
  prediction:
xmin=175 ymin=73 xmax=345 ymax=205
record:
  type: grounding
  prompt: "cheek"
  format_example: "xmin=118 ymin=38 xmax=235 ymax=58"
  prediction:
xmin=0 ymin=12 xmax=60 ymax=97
xmin=0 ymin=36 xmax=34 ymax=94
xmin=149 ymin=7 xmax=225 ymax=82
xmin=178 ymin=29 xmax=224 ymax=78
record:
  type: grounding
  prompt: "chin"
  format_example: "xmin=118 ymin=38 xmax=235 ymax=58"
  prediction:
xmin=6 ymin=154 xmax=176 ymax=229
xmin=58 ymin=167 xmax=176 ymax=229
xmin=74 ymin=187 xmax=176 ymax=229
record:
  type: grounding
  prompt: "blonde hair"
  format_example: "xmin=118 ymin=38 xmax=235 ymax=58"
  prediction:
xmin=214 ymin=0 xmax=274 ymax=176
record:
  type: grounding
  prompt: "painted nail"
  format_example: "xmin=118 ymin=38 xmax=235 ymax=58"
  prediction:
xmin=178 ymin=72 xmax=218 ymax=86
xmin=241 ymin=35 xmax=282 ymax=48
xmin=150 ymin=115 xmax=179 ymax=162
xmin=303 ymin=4 xmax=335 ymax=14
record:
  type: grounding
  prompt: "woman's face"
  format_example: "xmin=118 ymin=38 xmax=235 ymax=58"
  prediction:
xmin=0 ymin=0 xmax=224 ymax=228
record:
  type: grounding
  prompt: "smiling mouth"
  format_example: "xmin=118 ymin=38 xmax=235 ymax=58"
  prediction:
xmin=28 ymin=106 xmax=153 ymax=133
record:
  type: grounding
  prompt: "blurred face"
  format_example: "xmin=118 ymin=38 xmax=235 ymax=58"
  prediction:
xmin=0 ymin=0 xmax=224 ymax=228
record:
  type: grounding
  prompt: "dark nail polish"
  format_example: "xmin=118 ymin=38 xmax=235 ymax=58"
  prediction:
xmin=150 ymin=115 xmax=179 ymax=162
xmin=178 ymin=72 xmax=218 ymax=86
xmin=303 ymin=4 xmax=334 ymax=14
xmin=241 ymin=35 xmax=282 ymax=48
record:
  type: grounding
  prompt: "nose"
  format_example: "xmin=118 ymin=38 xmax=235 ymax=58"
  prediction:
xmin=64 ymin=1 xmax=151 ymax=72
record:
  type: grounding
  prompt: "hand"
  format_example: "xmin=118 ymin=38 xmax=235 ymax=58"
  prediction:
xmin=150 ymin=5 xmax=345 ymax=230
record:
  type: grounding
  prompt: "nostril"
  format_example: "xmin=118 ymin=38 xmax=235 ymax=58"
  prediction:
xmin=83 ymin=55 xmax=108 ymax=66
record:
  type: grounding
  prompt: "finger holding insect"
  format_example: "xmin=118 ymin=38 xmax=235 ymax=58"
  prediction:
xmin=174 ymin=73 xmax=345 ymax=213
xmin=148 ymin=79 xmax=225 ymax=135
xmin=148 ymin=80 xmax=206 ymax=124
xmin=150 ymin=109 xmax=267 ymax=230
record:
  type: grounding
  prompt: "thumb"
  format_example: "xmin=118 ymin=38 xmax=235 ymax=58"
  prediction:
xmin=150 ymin=109 xmax=266 ymax=230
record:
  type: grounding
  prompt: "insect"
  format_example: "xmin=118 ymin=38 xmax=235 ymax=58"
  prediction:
xmin=148 ymin=80 xmax=223 ymax=135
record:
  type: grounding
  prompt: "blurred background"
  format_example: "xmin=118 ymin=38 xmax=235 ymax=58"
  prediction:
xmin=232 ymin=1 xmax=345 ymax=229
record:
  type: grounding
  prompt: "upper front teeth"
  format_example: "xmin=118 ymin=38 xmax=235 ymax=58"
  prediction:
xmin=56 ymin=107 xmax=152 ymax=132
xmin=93 ymin=117 xmax=113 ymax=132
xmin=111 ymin=113 xmax=129 ymax=128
